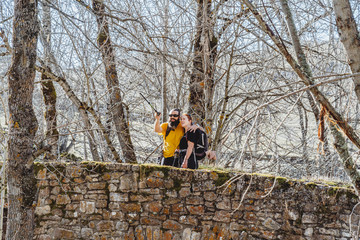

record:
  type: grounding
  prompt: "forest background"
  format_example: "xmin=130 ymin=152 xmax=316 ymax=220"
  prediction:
xmin=1 ymin=0 xmax=360 ymax=238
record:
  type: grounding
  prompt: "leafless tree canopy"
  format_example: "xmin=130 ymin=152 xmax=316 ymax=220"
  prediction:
xmin=1 ymin=0 xmax=360 ymax=181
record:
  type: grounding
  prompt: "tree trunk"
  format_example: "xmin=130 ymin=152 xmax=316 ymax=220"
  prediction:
xmin=40 ymin=0 xmax=59 ymax=158
xmin=189 ymin=0 xmax=217 ymax=143
xmin=203 ymin=0 xmax=217 ymax=138
xmin=332 ymin=0 xmax=360 ymax=102
xmin=93 ymin=0 xmax=136 ymax=163
xmin=162 ymin=0 xmax=169 ymax=122
xmin=280 ymin=0 xmax=320 ymax=121
xmin=189 ymin=0 xmax=206 ymax=124
xmin=7 ymin=1 xmax=39 ymax=239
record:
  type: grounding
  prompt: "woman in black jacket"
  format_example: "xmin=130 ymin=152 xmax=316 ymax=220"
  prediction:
xmin=179 ymin=113 xmax=200 ymax=169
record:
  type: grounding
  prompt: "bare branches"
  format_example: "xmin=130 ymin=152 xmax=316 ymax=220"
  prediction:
xmin=36 ymin=65 xmax=121 ymax=162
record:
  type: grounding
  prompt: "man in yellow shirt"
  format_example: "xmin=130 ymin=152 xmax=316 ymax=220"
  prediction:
xmin=154 ymin=109 xmax=184 ymax=166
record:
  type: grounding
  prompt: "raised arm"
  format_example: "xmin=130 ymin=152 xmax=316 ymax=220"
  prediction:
xmin=154 ymin=112 xmax=162 ymax=133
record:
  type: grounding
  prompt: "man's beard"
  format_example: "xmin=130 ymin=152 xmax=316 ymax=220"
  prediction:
xmin=169 ymin=119 xmax=180 ymax=129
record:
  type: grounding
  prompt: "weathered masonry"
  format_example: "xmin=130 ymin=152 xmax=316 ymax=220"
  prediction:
xmin=34 ymin=162 xmax=359 ymax=239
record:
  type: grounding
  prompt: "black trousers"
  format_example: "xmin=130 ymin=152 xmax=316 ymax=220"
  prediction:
xmin=179 ymin=153 xmax=198 ymax=169
xmin=161 ymin=156 xmax=180 ymax=167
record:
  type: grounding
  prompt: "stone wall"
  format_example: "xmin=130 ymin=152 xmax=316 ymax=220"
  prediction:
xmin=34 ymin=162 xmax=359 ymax=240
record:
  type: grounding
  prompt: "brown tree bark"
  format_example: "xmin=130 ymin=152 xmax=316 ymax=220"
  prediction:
xmin=93 ymin=0 xmax=137 ymax=163
xmin=7 ymin=0 xmax=39 ymax=239
xmin=189 ymin=0 xmax=207 ymax=124
xmin=189 ymin=0 xmax=217 ymax=134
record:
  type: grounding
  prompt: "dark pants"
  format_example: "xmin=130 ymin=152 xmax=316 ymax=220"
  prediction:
xmin=179 ymin=153 xmax=198 ymax=169
xmin=161 ymin=156 xmax=179 ymax=167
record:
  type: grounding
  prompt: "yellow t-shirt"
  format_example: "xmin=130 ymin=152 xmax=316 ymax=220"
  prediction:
xmin=159 ymin=123 xmax=184 ymax=158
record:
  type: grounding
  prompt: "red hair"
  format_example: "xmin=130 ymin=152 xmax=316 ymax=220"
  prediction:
xmin=182 ymin=113 xmax=192 ymax=122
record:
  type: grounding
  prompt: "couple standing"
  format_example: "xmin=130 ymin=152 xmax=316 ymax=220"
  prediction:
xmin=154 ymin=108 xmax=201 ymax=169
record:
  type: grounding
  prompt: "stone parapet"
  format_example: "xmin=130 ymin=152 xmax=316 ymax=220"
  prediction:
xmin=34 ymin=162 xmax=359 ymax=240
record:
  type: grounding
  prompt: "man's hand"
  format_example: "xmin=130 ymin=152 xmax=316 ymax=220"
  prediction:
xmin=154 ymin=111 xmax=162 ymax=133
xmin=154 ymin=111 xmax=161 ymax=120
xmin=206 ymin=150 xmax=216 ymax=160
xmin=188 ymin=124 xmax=198 ymax=132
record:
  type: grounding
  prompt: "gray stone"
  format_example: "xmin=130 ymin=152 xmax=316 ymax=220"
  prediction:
xmin=263 ymin=218 xmax=281 ymax=230
xmin=110 ymin=192 xmax=128 ymax=202
xmin=120 ymin=174 xmax=138 ymax=192
xmin=304 ymin=228 xmax=313 ymax=237
xmin=80 ymin=201 xmax=95 ymax=214
xmin=80 ymin=228 xmax=93 ymax=238
xmin=116 ymin=221 xmax=129 ymax=231
xmin=35 ymin=205 xmax=51 ymax=216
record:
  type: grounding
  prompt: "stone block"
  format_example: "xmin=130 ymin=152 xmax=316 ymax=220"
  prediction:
xmin=70 ymin=194 xmax=83 ymax=201
xmin=80 ymin=201 xmax=95 ymax=214
xmin=319 ymin=228 xmax=340 ymax=236
xmin=110 ymin=192 xmax=129 ymax=202
xmin=111 ymin=211 xmax=125 ymax=220
xmin=263 ymin=218 xmax=281 ymax=230
xmin=51 ymin=228 xmax=75 ymax=239
xmin=146 ymin=177 xmax=164 ymax=188
xmin=140 ymin=217 xmax=162 ymax=226
xmin=109 ymin=183 xmax=117 ymax=192
xmin=130 ymin=194 xmax=154 ymax=202
xmin=304 ymin=228 xmax=313 ymax=237
xmin=302 ymin=214 xmax=317 ymax=224
xmin=51 ymin=186 xmax=61 ymax=195
xmin=204 ymin=192 xmax=217 ymax=201
xmin=216 ymin=198 xmax=231 ymax=210
xmin=179 ymin=188 xmax=191 ymax=198
xmin=56 ymin=194 xmax=71 ymax=205
xmin=186 ymin=196 xmax=203 ymax=205
xmin=120 ymin=203 xmax=142 ymax=213
xmin=145 ymin=201 xmax=163 ymax=213
xmin=68 ymin=167 xmax=82 ymax=178
xmin=166 ymin=190 xmax=177 ymax=198
xmin=172 ymin=203 xmax=184 ymax=212
xmin=163 ymin=219 xmax=183 ymax=230
xmin=179 ymin=215 xmax=198 ymax=225
xmin=187 ymin=206 xmax=205 ymax=215
xmin=213 ymin=210 xmax=231 ymax=222
xmin=35 ymin=205 xmax=51 ymax=216
xmin=87 ymin=182 xmax=106 ymax=190
xmin=95 ymin=200 xmax=108 ymax=208
xmin=120 ymin=174 xmax=138 ymax=192
xmin=81 ymin=228 xmax=93 ymax=239
xmin=96 ymin=221 xmax=114 ymax=231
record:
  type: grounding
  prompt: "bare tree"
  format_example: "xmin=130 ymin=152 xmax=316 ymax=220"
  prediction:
xmin=93 ymin=0 xmax=137 ymax=163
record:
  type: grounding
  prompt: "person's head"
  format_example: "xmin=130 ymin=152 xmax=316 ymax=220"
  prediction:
xmin=168 ymin=108 xmax=181 ymax=128
xmin=180 ymin=113 xmax=193 ymax=128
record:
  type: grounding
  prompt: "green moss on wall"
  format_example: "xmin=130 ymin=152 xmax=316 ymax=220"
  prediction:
xmin=215 ymin=172 xmax=231 ymax=187
xmin=277 ymin=177 xmax=291 ymax=190
xmin=80 ymin=161 xmax=110 ymax=174
xmin=140 ymin=164 xmax=170 ymax=179
xmin=171 ymin=178 xmax=183 ymax=192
